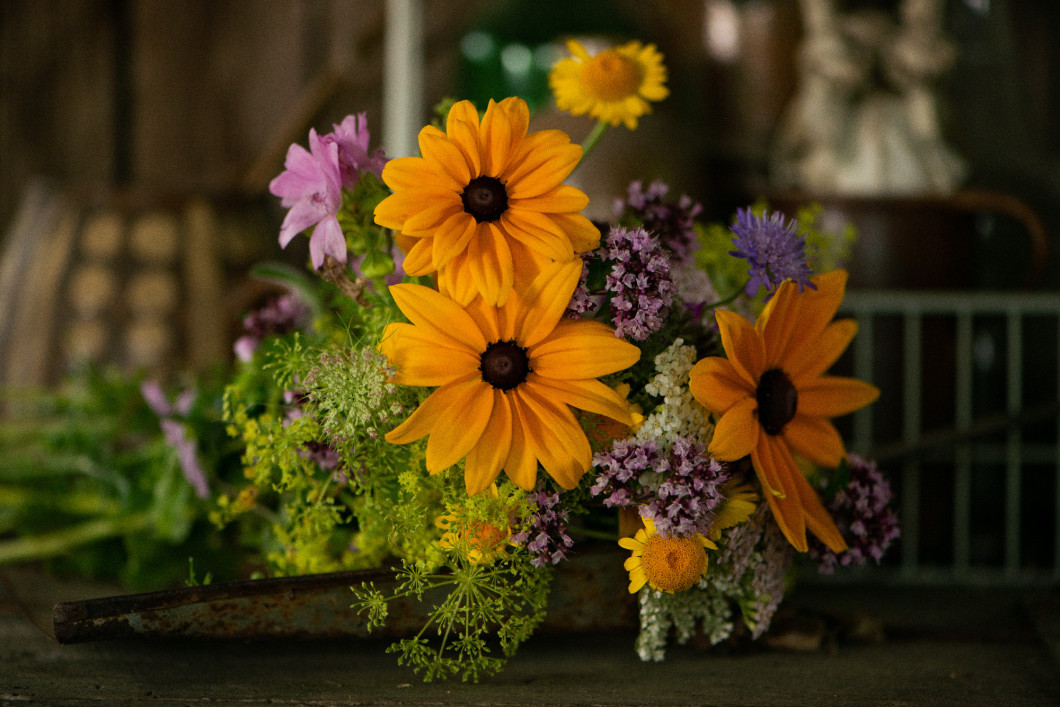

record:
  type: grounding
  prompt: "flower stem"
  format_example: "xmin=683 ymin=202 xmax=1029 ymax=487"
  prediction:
xmin=579 ymin=122 xmax=610 ymax=162
xmin=699 ymin=279 xmax=751 ymax=311
xmin=0 ymin=513 xmax=149 ymax=565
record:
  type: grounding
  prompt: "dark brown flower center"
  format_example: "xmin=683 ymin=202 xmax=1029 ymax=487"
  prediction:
xmin=462 ymin=176 xmax=508 ymax=223
xmin=756 ymin=368 xmax=797 ymax=435
xmin=480 ymin=340 xmax=529 ymax=391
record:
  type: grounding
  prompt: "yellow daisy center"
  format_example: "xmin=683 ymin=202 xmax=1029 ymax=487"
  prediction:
xmin=582 ymin=51 xmax=642 ymax=102
xmin=640 ymin=534 xmax=706 ymax=593
xmin=479 ymin=340 xmax=530 ymax=391
xmin=756 ymin=367 xmax=798 ymax=435
xmin=469 ymin=521 xmax=508 ymax=553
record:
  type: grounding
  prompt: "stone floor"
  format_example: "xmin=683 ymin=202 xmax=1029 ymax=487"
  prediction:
xmin=2 ymin=566 xmax=1058 ymax=706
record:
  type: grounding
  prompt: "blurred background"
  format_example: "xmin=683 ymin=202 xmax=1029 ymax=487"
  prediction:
xmin=1 ymin=0 xmax=1059 ymax=580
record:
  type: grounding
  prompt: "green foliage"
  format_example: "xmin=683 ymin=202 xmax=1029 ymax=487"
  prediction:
xmin=0 ymin=366 xmax=244 ymax=590
xmin=337 ymin=174 xmax=397 ymax=279
xmin=352 ymin=549 xmax=552 ymax=682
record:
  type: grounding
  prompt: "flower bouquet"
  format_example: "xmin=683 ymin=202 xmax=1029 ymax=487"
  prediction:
xmin=3 ymin=38 xmax=898 ymax=681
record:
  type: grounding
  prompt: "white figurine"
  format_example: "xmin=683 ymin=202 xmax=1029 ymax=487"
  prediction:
xmin=771 ymin=0 xmax=966 ymax=195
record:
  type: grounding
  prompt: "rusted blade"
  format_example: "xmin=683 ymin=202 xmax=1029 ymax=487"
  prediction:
xmin=52 ymin=544 xmax=635 ymax=643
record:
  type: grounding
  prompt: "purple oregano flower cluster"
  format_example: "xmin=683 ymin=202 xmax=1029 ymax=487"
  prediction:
xmin=603 ymin=226 xmax=675 ymax=341
xmin=511 ymin=483 xmax=574 ymax=567
xmin=615 ymin=180 xmax=703 ymax=265
xmin=810 ymin=454 xmax=901 ymax=574
xmin=729 ymin=207 xmax=816 ymax=299
xmin=269 ymin=114 xmax=386 ymax=269
xmin=592 ymin=436 xmax=729 ymax=538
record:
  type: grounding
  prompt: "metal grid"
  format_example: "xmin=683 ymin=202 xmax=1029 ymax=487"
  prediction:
xmin=838 ymin=290 xmax=1060 ymax=586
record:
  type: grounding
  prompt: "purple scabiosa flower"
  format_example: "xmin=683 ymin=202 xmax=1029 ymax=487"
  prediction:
xmin=321 ymin=113 xmax=387 ymax=189
xmin=615 ymin=180 xmax=703 ymax=265
xmin=511 ymin=483 xmax=574 ymax=567
xmin=729 ymin=208 xmax=816 ymax=299
xmin=604 ymin=226 xmax=675 ymax=341
xmin=270 ymin=128 xmax=346 ymax=270
xmin=233 ymin=293 xmax=311 ymax=362
xmin=141 ymin=381 xmax=210 ymax=499
xmin=810 ymin=454 xmax=901 ymax=574
xmin=639 ymin=437 xmax=729 ymax=538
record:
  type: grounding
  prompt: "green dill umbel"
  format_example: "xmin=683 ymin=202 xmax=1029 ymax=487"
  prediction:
xmin=351 ymin=548 xmax=551 ymax=682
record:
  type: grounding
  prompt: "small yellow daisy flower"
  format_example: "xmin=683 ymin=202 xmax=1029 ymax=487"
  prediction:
xmin=619 ymin=517 xmax=716 ymax=594
xmin=549 ymin=39 xmax=669 ymax=130
xmin=436 ymin=514 xmax=510 ymax=565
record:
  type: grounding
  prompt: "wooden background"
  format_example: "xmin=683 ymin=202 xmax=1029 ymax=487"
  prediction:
xmin=1 ymin=0 xmax=1058 ymax=388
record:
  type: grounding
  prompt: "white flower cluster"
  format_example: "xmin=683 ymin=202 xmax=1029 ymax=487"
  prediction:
xmin=635 ymin=583 xmax=735 ymax=662
xmin=636 ymin=338 xmax=712 ymax=445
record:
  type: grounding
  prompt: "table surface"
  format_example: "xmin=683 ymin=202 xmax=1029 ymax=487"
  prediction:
xmin=3 ymin=566 xmax=1059 ymax=706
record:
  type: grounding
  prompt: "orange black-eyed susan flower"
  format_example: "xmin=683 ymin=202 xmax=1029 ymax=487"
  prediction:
xmin=689 ymin=270 xmax=879 ymax=553
xmin=379 ymin=260 xmax=640 ymax=495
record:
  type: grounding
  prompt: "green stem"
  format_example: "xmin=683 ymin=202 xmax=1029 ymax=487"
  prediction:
xmin=575 ymin=527 xmax=620 ymax=542
xmin=699 ymin=279 xmax=752 ymax=311
xmin=0 ymin=486 xmax=119 ymax=516
xmin=0 ymin=513 xmax=149 ymax=565
xmin=578 ymin=121 xmax=610 ymax=163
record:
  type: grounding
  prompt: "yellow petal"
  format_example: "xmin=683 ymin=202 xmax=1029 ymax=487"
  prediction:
xmin=762 ymin=270 xmax=847 ymax=367
xmin=385 ymin=374 xmax=479 ymax=445
xmin=430 ymin=213 xmax=477 ymax=270
xmin=379 ymin=155 xmax=453 ymax=193
xmin=525 ymin=374 xmax=633 ymax=425
xmin=514 ymin=388 xmax=588 ymax=489
xmin=517 ymin=260 xmax=582 ymax=347
xmin=402 ymin=201 xmax=463 ymax=238
xmin=379 ymin=322 xmax=479 ymax=386
xmin=446 ymin=99 xmax=481 ymax=136
xmin=510 ymin=184 xmax=589 ymax=214
xmin=445 ymin=116 xmax=483 ymax=178
xmin=389 ymin=283 xmax=487 ymax=352
xmin=707 ymin=396 xmax=759 ymax=461
xmin=797 ymin=472 xmax=848 ymax=553
xmin=786 ymin=318 xmax=858 ymax=381
xmin=501 ymin=210 xmax=575 ymax=261
xmin=689 ymin=356 xmax=753 ymax=415
xmin=627 ymin=566 xmax=647 ymax=594
xmin=436 ymin=251 xmax=479 ymax=306
xmin=783 ymin=414 xmax=846 ymax=468
xmin=468 ymin=222 xmax=514 ymax=306
xmin=401 ymin=237 xmax=435 ymax=276
xmin=715 ymin=309 xmax=765 ymax=387
xmin=497 ymin=96 xmax=530 ymax=142
xmin=757 ymin=280 xmax=801 ymax=368
xmin=797 ymin=377 xmax=880 ymax=418
xmin=464 ymin=390 xmax=513 ymax=495
xmin=519 ymin=383 xmax=592 ymax=473
xmin=504 ymin=134 xmax=581 ymax=199
xmin=425 ymin=379 xmax=494 ymax=473
xmin=503 ymin=396 xmax=540 ymax=490
xmin=480 ymin=99 xmax=514 ymax=176
xmin=551 ymin=213 xmax=601 ymax=253
xmin=418 ymin=128 xmax=470 ymax=190
xmin=754 ymin=436 xmax=807 ymax=551
xmin=530 ymin=320 xmax=641 ymax=380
